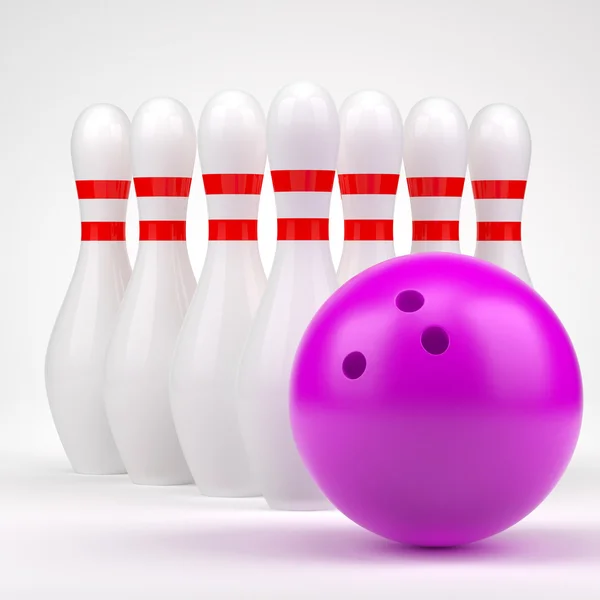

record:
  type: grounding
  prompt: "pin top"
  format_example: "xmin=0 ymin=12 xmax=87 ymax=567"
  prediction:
xmin=338 ymin=90 xmax=403 ymax=175
xmin=71 ymin=104 xmax=131 ymax=181
xmin=267 ymin=81 xmax=340 ymax=171
xmin=403 ymin=97 xmax=468 ymax=178
xmin=469 ymin=104 xmax=531 ymax=181
xmin=198 ymin=90 xmax=266 ymax=175
xmin=131 ymin=97 xmax=196 ymax=178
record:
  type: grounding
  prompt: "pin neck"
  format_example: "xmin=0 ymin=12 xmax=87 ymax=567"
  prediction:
xmin=407 ymin=176 xmax=464 ymax=242
xmin=202 ymin=173 xmax=263 ymax=195
xmin=339 ymin=173 xmax=399 ymax=229
xmin=477 ymin=222 xmax=522 ymax=241
xmin=202 ymin=173 xmax=264 ymax=240
xmin=134 ymin=176 xmax=191 ymax=233
xmin=412 ymin=221 xmax=459 ymax=242
xmin=407 ymin=177 xmax=465 ymax=197
xmin=208 ymin=220 xmax=258 ymax=241
xmin=76 ymin=180 xmax=131 ymax=199
xmin=139 ymin=221 xmax=186 ymax=241
xmin=269 ymin=169 xmax=335 ymax=242
xmin=344 ymin=220 xmax=393 ymax=241
xmin=276 ymin=218 xmax=329 ymax=241
xmin=271 ymin=169 xmax=335 ymax=192
xmin=472 ymin=179 xmax=526 ymax=242
xmin=81 ymin=222 xmax=126 ymax=241
xmin=134 ymin=177 xmax=192 ymax=197
xmin=338 ymin=173 xmax=399 ymax=195
xmin=472 ymin=180 xmax=527 ymax=199
xmin=77 ymin=179 xmax=130 ymax=232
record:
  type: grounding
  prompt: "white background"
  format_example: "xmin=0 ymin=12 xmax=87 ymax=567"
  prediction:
xmin=1 ymin=0 xmax=599 ymax=598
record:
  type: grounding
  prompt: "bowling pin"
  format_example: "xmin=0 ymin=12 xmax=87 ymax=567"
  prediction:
xmin=45 ymin=104 xmax=131 ymax=475
xmin=104 ymin=98 xmax=196 ymax=485
xmin=469 ymin=104 xmax=532 ymax=285
xmin=404 ymin=97 xmax=468 ymax=253
xmin=337 ymin=90 xmax=403 ymax=284
xmin=170 ymin=90 xmax=267 ymax=497
xmin=236 ymin=82 xmax=339 ymax=510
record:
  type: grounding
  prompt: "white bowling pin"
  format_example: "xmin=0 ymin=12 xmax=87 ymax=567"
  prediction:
xmin=236 ymin=82 xmax=339 ymax=510
xmin=404 ymin=97 xmax=468 ymax=253
xmin=104 ymin=98 xmax=196 ymax=485
xmin=170 ymin=90 xmax=267 ymax=497
xmin=337 ymin=90 xmax=403 ymax=284
xmin=469 ymin=103 xmax=532 ymax=285
xmin=45 ymin=104 xmax=131 ymax=475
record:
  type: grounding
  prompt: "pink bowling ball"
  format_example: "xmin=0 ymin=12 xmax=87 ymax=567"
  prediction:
xmin=290 ymin=253 xmax=582 ymax=547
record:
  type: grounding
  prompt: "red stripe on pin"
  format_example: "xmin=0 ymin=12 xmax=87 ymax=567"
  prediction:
xmin=277 ymin=218 xmax=329 ymax=241
xmin=477 ymin=222 xmax=522 ymax=241
xmin=81 ymin=222 xmax=126 ymax=241
xmin=338 ymin=174 xmax=400 ymax=195
xmin=139 ymin=220 xmax=186 ymax=241
xmin=344 ymin=219 xmax=394 ymax=241
xmin=202 ymin=174 xmax=264 ymax=195
xmin=407 ymin=177 xmax=465 ymax=197
xmin=134 ymin=177 xmax=192 ymax=197
xmin=76 ymin=180 xmax=131 ymax=199
xmin=412 ymin=221 xmax=459 ymax=241
xmin=208 ymin=219 xmax=258 ymax=241
xmin=271 ymin=170 xmax=335 ymax=193
xmin=472 ymin=180 xmax=527 ymax=199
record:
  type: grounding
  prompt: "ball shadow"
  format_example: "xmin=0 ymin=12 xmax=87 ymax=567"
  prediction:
xmin=132 ymin=519 xmax=600 ymax=566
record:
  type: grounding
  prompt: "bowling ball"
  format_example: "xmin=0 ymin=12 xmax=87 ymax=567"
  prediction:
xmin=290 ymin=253 xmax=582 ymax=547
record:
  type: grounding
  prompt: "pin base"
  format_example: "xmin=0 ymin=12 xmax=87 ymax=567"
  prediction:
xmin=128 ymin=475 xmax=194 ymax=487
xmin=71 ymin=466 xmax=127 ymax=476
xmin=198 ymin=489 xmax=262 ymax=499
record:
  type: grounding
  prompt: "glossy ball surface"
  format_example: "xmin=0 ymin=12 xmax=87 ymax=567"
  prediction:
xmin=290 ymin=253 xmax=582 ymax=547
